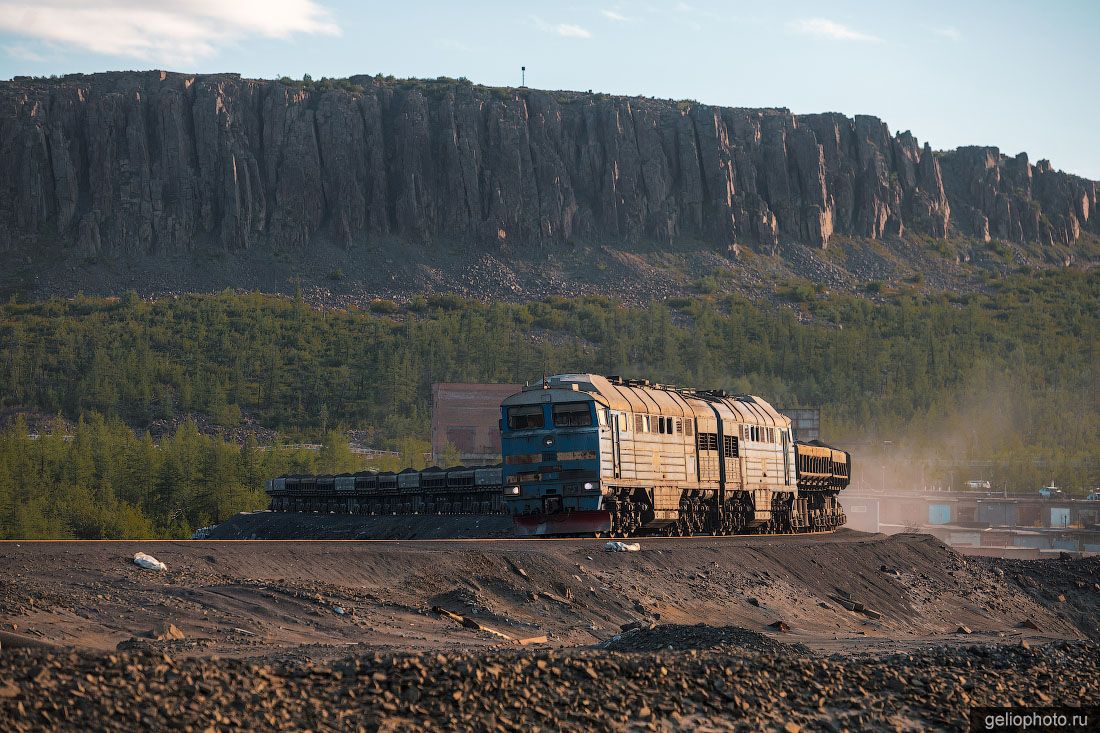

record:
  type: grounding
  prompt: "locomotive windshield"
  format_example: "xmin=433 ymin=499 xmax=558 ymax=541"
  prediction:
xmin=507 ymin=405 xmax=544 ymax=430
xmin=552 ymin=402 xmax=593 ymax=427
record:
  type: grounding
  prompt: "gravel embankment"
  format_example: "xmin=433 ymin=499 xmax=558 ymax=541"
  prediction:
xmin=1 ymin=641 xmax=1096 ymax=731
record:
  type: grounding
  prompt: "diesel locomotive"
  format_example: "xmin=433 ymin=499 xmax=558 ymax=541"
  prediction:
xmin=501 ymin=374 xmax=849 ymax=536
xmin=263 ymin=373 xmax=851 ymax=537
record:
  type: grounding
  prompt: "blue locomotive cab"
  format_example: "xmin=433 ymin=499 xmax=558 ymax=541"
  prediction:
xmin=501 ymin=378 xmax=609 ymax=535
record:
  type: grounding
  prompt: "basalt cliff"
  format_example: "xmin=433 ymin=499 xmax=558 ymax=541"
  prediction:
xmin=1 ymin=71 xmax=1096 ymax=258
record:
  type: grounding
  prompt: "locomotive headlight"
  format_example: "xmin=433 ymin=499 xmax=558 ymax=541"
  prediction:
xmin=543 ymin=436 xmax=555 ymax=446
xmin=583 ymin=482 xmax=595 ymax=491
xmin=509 ymin=486 xmax=521 ymax=495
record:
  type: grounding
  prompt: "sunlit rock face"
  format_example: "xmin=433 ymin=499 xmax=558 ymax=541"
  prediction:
xmin=0 ymin=71 xmax=1094 ymax=255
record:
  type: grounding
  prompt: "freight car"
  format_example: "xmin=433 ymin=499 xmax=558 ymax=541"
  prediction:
xmin=263 ymin=373 xmax=851 ymax=538
xmin=501 ymin=374 xmax=849 ymax=536
xmin=266 ymin=465 xmax=505 ymax=515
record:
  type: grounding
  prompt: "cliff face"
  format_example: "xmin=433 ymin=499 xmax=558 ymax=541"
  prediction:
xmin=1 ymin=71 xmax=1095 ymax=257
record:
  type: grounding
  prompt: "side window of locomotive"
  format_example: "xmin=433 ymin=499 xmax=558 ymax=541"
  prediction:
xmin=723 ymin=435 xmax=739 ymax=458
xmin=597 ymin=409 xmax=608 ymax=427
xmin=620 ymin=413 xmax=630 ymax=432
xmin=507 ymin=405 xmax=544 ymax=430
xmin=697 ymin=432 xmax=718 ymax=451
xmin=552 ymin=402 xmax=593 ymax=427
xmin=684 ymin=420 xmax=693 ymax=436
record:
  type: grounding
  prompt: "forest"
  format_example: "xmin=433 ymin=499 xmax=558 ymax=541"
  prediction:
xmin=0 ymin=267 xmax=1097 ymax=537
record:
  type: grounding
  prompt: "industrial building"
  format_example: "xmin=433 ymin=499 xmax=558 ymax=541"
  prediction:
xmin=841 ymin=490 xmax=1100 ymax=557
xmin=430 ymin=383 xmax=521 ymax=464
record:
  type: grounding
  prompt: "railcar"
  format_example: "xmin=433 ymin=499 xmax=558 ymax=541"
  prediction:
xmin=446 ymin=467 xmax=476 ymax=514
xmin=334 ymin=473 xmax=356 ymax=513
xmin=474 ymin=466 xmax=504 ymax=514
xmin=352 ymin=471 xmax=378 ymax=514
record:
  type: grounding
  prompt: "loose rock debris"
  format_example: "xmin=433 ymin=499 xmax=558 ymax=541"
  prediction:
xmin=150 ymin=623 xmax=184 ymax=642
xmin=2 ymin=641 xmax=1097 ymax=731
xmin=432 ymin=607 xmax=547 ymax=646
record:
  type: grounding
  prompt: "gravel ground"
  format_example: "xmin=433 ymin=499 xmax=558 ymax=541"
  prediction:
xmin=599 ymin=623 xmax=806 ymax=655
xmin=1 ymin=640 xmax=1097 ymax=731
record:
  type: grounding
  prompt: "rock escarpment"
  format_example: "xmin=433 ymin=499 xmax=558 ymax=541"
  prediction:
xmin=0 ymin=71 xmax=1095 ymax=257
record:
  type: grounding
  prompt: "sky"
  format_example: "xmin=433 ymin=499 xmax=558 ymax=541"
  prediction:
xmin=1 ymin=0 xmax=1097 ymax=179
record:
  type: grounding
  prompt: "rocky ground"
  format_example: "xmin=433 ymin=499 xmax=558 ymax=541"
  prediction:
xmin=2 ymin=639 xmax=1097 ymax=732
xmin=0 ymin=532 xmax=1096 ymax=731
xmin=972 ymin=554 xmax=1100 ymax=643
xmin=9 ymin=229 xmax=1098 ymax=311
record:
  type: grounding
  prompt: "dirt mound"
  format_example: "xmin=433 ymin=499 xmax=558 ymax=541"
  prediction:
xmin=2 ymin=640 xmax=1097 ymax=731
xmin=973 ymin=554 xmax=1100 ymax=642
xmin=203 ymin=511 xmax=515 ymax=539
xmin=0 ymin=532 xmax=1092 ymax=661
xmin=600 ymin=623 xmax=803 ymax=655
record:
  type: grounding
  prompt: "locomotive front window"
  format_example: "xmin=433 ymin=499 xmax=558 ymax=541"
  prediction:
xmin=508 ymin=405 xmax=545 ymax=429
xmin=553 ymin=402 xmax=593 ymax=427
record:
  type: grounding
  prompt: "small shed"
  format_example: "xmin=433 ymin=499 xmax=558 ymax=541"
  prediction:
xmin=928 ymin=503 xmax=952 ymax=525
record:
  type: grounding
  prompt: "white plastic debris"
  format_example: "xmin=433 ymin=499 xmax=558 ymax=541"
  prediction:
xmin=133 ymin=552 xmax=167 ymax=571
xmin=604 ymin=541 xmax=641 ymax=552
xmin=333 ymin=606 xmax=347 ymax=615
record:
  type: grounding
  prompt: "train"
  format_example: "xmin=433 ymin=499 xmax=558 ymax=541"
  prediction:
xmin=264 ymin=373 xmax=852 ymax=537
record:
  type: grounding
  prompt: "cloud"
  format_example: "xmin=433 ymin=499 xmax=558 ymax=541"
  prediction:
xmin=933 ymin=26 xmax=961 ymax=41
xmin=601 ymin=9 xmax=630 ymax=22
xmin=0 ymin=0 xmax=339 ymax=64
xmin=555 ymin=23 xmax=592 ymax=39
xmin=789 ymin=17 xmax=884 ymax=44
xmin=532 ymin=16 xmax=592 ymax=39
xmin=4 ymin=43 xmax=47 ymax=62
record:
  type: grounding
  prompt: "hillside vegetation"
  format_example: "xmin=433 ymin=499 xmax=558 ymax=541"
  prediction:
xmin=1 ymin=268 xmax=1097 ymax=536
